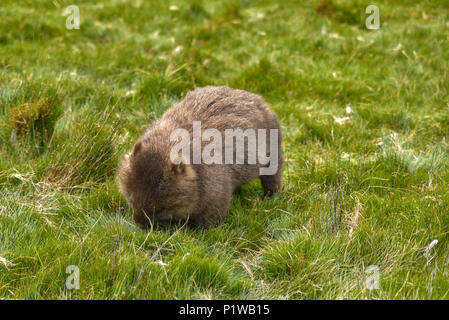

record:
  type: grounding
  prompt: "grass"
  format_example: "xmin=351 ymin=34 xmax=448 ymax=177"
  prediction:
xmin=0 ymin=0 xmax=448 ymax=299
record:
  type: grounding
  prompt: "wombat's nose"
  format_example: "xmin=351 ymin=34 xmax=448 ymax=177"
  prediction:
xmin=133 ymin=212 xmax=152 ymax=228
xmin=154 ymin=210 xmax=162 ymax=217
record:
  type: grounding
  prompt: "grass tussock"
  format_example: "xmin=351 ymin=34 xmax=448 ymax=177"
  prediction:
xmin=9 ymin=96 xmax=62 ymax=148
xmin=42 ymin=113 xmax=123 ymax=187
xmin=314 ymin=0 xmax=362 ymax=26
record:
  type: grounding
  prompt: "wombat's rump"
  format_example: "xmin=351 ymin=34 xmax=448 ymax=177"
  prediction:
xmin=118 ymin=86 xmax=283 ymax=228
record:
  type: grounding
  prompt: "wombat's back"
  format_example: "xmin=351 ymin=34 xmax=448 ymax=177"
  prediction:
xmin=162 ymin=86 xmax=279 ymax=131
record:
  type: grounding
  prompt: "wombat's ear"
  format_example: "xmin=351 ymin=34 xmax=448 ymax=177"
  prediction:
xmin=171 ymin=158 xmax=196 ymax=179
xmin=171 ymin=162 xmax=186 ymax=175
xmin=132 ymin=140 xmax=143 ymax=157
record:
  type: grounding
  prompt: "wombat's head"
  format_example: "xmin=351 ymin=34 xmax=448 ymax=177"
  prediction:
xmin=118 ymin=140 xmax=198 ymax=227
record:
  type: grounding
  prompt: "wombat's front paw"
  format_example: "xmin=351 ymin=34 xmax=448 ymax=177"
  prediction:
xmin=191 ymin=214 xmax=220 ymax=229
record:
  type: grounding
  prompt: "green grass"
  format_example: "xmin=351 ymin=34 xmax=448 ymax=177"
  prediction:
xmin=0 ymin=0 xmax=449 ymax=299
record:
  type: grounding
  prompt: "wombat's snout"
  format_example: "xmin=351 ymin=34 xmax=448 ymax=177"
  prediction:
xmin=133 ymin=211 xmax=151 ymax=228
xmin=133 ymin=209 xmax=170 ymax=228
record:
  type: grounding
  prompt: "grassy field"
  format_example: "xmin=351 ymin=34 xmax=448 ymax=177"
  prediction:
xmin=0 ymin=0 xmax=448 ymax=299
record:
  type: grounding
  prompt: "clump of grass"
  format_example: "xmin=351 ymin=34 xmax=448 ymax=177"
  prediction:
xmin=137 ymin=64 xmax=191 ymax=103
xmin=9 ymin=96 xmax=62 ymax=152
xmin=181 ymin=1 xmax=210 ymax=22
xmin=41 ymin=110 xmax=123 ymax=186
xmin=314 ymin=0 xmax=361 ymax=26
xmin=357 ymin=107 xmax=415 ymax=132
xmin=169 ymin=252 xmax=244 ymax=296
xmin=322 ymin=184 xmax=346 ymax=234
xmin=378 ymin=132 xmax=447 ymax=174
xmin=260 ymin=233 xmax=347 ymax=298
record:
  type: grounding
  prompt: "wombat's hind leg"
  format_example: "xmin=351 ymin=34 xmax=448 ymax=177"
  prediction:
xmin=260 ymin=170 xmax=282 ymax=197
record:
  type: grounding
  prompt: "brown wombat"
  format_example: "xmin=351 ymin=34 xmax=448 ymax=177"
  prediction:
xmin=118 ymin=86 xmax=283 ymax=228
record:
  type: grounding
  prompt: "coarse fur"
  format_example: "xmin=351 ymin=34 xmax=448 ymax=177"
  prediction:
xmin=118 ymin=86 xmax=283 ymax=228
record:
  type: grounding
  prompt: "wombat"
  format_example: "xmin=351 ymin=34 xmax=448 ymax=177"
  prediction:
xmin=118 ymin=86 xmax=283 ymax=228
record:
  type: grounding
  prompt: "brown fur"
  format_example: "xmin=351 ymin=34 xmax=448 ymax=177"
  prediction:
xmin=118 ymin=86 xmax=283 ymax=228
